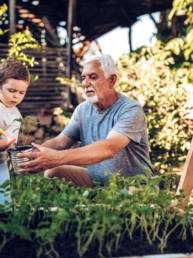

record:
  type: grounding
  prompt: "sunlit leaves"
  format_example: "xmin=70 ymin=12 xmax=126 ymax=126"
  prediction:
xmin=117 ymin=39 xmax=193 ymax=172
xmin=0 ymin=4 xmax=7 ymax=17
xmin=169 ymin=0 xmax=193 ymax=25
xmin=0 ymin=4 xmax=39 ymax=67
xmin=116 ymin=0 xmax=193 ymax=172
xmin=0 ymin=4 xmax=8 ymax=36
xmin=8 ymin=28 xmax=39 ymax=66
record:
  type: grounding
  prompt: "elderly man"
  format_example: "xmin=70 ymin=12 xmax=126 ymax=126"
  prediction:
xmin=19 ymin=54 xmax=153 ymax=186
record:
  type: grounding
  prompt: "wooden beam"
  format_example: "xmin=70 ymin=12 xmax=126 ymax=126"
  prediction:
xmin=128 ymin=26 xmax=133 ymax=52
xmin=176 ymin=137 xmax=193 ymax=208
xmin=9 ymin=0 xmax=16 ymax=35
xmin=67 ymin=0 xmax=76 ymax=79
xmin=42 ymin=16 xmax=60 ymax=47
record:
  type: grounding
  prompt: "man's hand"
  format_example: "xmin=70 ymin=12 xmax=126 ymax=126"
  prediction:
xmin=17 ymin=143 xmax=62 ymax=173
xmin=17 ymin=131 xmax=130 ymax=173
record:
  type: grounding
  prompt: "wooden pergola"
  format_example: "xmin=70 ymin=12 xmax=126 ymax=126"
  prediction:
xmin=2 ymin=0 xmax=173 ymax=115
xmin=7 ymin=0 xmax=173 ymax=77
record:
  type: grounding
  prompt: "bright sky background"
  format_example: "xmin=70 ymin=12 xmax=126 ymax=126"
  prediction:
xmin=97 ymin=13 xmax=159 ymax=60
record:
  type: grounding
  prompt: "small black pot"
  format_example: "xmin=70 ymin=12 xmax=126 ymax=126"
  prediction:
xmin=9 ymin=145 xmax=33 ymax=174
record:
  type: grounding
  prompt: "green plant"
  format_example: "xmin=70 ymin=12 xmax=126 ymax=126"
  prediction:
xmin=8 ymin=28 xmax=39 ymax=67
xmin=0 ymin=4 xmax=39 ymax=67
xmin=116 ymin=0 xmax=193 ymax=172
xmin=16 ymin=116 xmax=39 ymax=145
xmin=114 ymin=0 xmax=193 ymax=172
xmin=117 ymin=44 xmax=193 ymax=172
xmin=0 ymin=4 xmax=8 ymax=36
xmin=0 ymin=174 xmax=193 ymax=258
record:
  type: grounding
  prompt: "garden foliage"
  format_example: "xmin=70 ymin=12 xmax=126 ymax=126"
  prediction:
xmin=0 ymin=3 xmax=39 ymax=67
xmin=0 ymin=1 xmax=193 ymax=258
xmin=117 ymin=0 xmax=193 ymax=172
xmin=0 ymin=174 xmax=193 ymax=258
xmin=8 ymin=28 xmax=39 ymax=67
xmin=0 ymin=4 xmax=8 ymax=36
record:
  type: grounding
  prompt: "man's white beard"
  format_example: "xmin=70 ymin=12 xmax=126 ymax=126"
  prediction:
xmin=86 ymin=95 xmax=99 ymax=104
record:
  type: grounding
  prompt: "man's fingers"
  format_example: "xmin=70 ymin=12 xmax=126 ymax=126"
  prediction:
xmin=17 ymin=151 xmax=37 ymax=159
xmin=30 ymin=151 xmax=39 ymax=159
xmin=17 ymin=150 xmax=43 ymax=173
xmin=18 ymin=166 xmax=41 ymax=174
xmin=17 ymin=152 xmax=31 ymax=159
xmin=32 ymin=143 xmax=42 ymax=151
xmin=18 ymin=159 xmax=39 ymax=168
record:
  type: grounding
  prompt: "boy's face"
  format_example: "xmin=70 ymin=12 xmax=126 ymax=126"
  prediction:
xmin=0 ymin=78 xmax=29 ymax=108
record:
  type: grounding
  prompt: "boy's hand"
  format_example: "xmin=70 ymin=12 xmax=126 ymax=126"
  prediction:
xmin=0 ymin=138 xmax=16 ymax=151
xmin=0 ymin=129 xmax=16 ymax=150
xmin=0 ymin=129 xmax=6 ymax=136
xmin=5 ymin=137 xmax=16 ymax=146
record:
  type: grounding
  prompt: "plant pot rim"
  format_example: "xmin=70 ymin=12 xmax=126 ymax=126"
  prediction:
xmin=9 ymin=145 xmax=33 ymax=152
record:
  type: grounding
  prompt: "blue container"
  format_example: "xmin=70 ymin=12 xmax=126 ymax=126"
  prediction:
xmin=0 ymin=153 xmax=11 ymax=207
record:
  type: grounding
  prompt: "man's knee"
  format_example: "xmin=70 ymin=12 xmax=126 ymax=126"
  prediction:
xmin=44 ymin=166 xmax=93 ymax=187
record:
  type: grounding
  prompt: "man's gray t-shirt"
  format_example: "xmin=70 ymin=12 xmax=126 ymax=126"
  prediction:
xmin=61 ymin=94 xmax=152 ymax=185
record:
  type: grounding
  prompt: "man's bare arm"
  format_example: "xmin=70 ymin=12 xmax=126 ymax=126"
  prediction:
xmin=57 ymin=131 xmax=130 ymax=165
xmin=18 ymin=131 xmax=130 ymax=171
xmin=41 ymin=134 xmax=75 ymax=150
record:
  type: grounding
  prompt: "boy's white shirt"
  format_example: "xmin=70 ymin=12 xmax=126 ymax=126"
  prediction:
xmin=0 ymin=102 xmax=22 ymax=142
xmin=0 ymin=102 xmax=20 ymax=205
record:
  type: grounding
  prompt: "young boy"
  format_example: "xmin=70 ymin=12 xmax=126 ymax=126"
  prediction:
xmin=0 ymin=59 xmax=30 ymax=206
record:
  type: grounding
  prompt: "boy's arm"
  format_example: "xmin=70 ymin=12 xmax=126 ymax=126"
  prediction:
xmin=0 ymin=129 xmax=16 ymax=151
xmin=0 ymin=138 xmax=16 ymax=151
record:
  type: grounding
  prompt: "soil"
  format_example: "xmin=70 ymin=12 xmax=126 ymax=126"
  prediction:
xmin=1 ymin=221 xmax=193 ymax=258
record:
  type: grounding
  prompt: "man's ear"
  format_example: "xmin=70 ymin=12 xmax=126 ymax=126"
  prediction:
xmin=109 ymin=74 xmax=117 ymax=87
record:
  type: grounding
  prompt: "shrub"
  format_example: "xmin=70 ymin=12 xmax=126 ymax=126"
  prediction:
xmin=117 ymin=43 xmax=193 ymax=172
xmin=116 ymin=0 xmax=193 ymax=172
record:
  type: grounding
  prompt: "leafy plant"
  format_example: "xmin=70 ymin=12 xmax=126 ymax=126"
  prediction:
xmin=169 ymin=0 xmax=193 ymax=25
xmin=0 ymin=3 xmax=39 ymax=67
xmin=117 ymin=45 xmax=192 ymax=172
xmin=8 ymin=28 xmax=39 ymax=67
xmin=0 ymin=4 xmax=8 ymax=36
xmin=0 ymin=174 xmax=193 ymax=258
xmin=116 ymin=0 xmax=193 ymax=172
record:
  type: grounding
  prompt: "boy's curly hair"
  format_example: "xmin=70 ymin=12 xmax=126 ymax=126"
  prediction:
xmin=0 ymin=59 xmax=30 ymax=87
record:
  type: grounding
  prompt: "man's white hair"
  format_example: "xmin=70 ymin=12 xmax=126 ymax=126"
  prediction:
xmin=83 ymin=54 xmax=117 ymax=77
